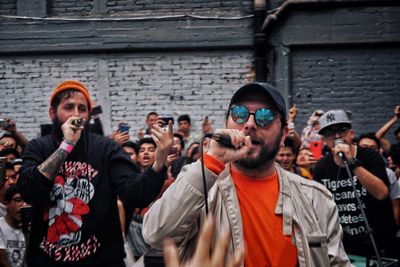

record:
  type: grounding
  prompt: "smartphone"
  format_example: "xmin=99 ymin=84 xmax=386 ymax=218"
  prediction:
xmin=168 ymin=146 xmax=177 ymax=156
xmin=310 ymin=140 xmax=323 ymax=160
xmin=119 ymin=123 xmax=130 ymax=133
xmin=90 ymin=105 xmax=103 ymax=116
xmin=20 ymin=206 xmax=33 ymax=234
xmin=0 ymin=157 xmax=6 ymax=184
xmin=160 ymin=117 xmax=174 ymax=125
xmin=0 ymin=120 xmax=8 ymax=128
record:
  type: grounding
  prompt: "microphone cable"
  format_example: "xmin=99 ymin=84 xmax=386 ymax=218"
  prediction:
xmin=340 ymin=156 xmax=384 ymax=267
xmin=200 ymin=134 xmax=210 ymax=215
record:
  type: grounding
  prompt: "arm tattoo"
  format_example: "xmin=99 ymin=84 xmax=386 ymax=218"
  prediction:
xmin=38 ymin=148 xmax=69 ymax=180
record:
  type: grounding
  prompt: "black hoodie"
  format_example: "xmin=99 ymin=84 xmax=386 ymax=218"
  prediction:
xmin=18 ymin=132 xmax=166 ymax=267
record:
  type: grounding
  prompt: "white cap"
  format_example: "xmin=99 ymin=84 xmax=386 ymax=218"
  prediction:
xmin=318 ymin=109 xmax=352 ymax=135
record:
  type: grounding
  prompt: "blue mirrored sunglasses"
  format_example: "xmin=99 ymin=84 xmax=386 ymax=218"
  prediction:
xmin=230 ymin=105 xmax=275 ymax=127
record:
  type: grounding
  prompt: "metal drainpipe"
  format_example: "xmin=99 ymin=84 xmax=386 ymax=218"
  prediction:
xmin=254 ymin=0 xmax=267 ymax=82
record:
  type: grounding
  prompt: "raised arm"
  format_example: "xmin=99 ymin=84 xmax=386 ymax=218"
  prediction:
xmin=3 ymin=117 xmax=29 ymax=150
xmin=375 ymin=106 xmax=400 ymax=149
xmin=38 ymin=117 xmax=84 ymax=180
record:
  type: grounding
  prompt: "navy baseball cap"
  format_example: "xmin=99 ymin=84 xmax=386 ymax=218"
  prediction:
xmin=229 ymin=82 xmax=287 ymax=125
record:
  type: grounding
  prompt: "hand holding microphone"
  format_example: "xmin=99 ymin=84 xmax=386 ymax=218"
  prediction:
xmin=61 ymin=117 xmax=85 ymax=145
xmin=334 ymin=139 xmax=354 ymax=163
xmin=205 ymin=130 xmax=251 ymax=164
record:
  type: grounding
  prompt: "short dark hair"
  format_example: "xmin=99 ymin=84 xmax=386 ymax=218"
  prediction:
xmin=5 ymin=162 xmax=14 ymax=171
xmin=122 ymin=141 xmax=139 ymax=155
xmin=146 ymin=112 xmax=158 ymax=120
xmin=283 ymin=137 xmax=297 ymax=156
xmin=390 ymin=144 xmax=400 ymax=165
xmin=357 ymin=133 xmax=380 ymax=150
xmin=4 ymin=184 xmax=20 ymax=202
xmin=178 ymin=114 xmax=191 ymax=124
xmin=0 ymin=148 xmax=20 ymax=159
xmin=171 ymin=156 xmax=194 ymax=179
xmin=138 ymin=137 xmax=156 ymax=149
xmin=173 ymin=133 xmax=185 ymax=150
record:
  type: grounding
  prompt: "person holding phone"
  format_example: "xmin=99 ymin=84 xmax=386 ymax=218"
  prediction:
xmin=295 ymin=147 xmax=318 ymax=180
xmin=18 ymin=80 xmax=173 ymax=267
xmin=110 ymin=121 xmax=131 ymax=145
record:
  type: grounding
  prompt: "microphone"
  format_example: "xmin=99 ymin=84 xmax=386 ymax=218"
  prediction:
xmin=205 ymin=133 xmax=235 ymax=149
xmin=334 ymin=139 xmax=346 ymax=161
xmin=71 ymin=118 xmax=84 ymax=127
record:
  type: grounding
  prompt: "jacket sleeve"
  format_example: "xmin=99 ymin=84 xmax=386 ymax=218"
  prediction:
xmin=106 ymin=142 xmax=167 ymax=215
xmin=18 ymin=139 xmax=55 ymax=206
xmin=142 ymin=160 xmax=218 ymax=250
xmin=321 ymin=191 xmax=353 ymax=267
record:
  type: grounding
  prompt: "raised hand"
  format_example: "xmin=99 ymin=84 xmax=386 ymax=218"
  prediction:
xmin=61 ymin=117 xmax=85 ymax=145
xmin=163 ymin=215 xmax=244 ymax=267
xmin=151 ymin=121 xmax=173 ymax=172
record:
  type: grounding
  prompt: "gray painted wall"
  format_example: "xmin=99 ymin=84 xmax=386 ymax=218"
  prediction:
xmin=266 ymin=2 xmax=400 ymax=143
xmin=0 ymin=0 xmax=254 ymax=138
xmin=1 ymin=0 xmax=400 ymax=144
xmin=0 ymin=51 xmax=252 ymax=139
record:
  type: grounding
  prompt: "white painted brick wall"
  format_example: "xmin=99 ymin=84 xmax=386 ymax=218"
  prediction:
xmin=0 ymin=50 xmax=252 ymax=140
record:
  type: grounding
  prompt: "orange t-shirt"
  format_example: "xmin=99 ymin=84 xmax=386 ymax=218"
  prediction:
xmin=231 ymin=167 xmax=298 ymax=267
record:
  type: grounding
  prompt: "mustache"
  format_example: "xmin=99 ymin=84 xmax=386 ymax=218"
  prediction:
xmin=245 ymin=134 xmax=264 ymax=145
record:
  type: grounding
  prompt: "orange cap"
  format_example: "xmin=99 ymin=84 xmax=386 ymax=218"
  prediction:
xmin=50 ymin=80 xmax=92 ymax=112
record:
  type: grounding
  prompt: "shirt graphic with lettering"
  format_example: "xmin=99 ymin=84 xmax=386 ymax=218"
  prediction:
xmin=314 ymin=146 xmax=396 ymax=256
xmin=0 ymin=217 xmax=26 ymax=267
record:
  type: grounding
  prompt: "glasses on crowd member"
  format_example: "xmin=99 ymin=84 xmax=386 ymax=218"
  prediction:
xmin=322 ymin=125 xmax=350 ymax=137
xmin=5 ymin=174 xmax=17 ymax=181
xmin=11 ymin=197 xmax=24 ymax=205
xmin=230 ymin=105 xmax=276 ymax=127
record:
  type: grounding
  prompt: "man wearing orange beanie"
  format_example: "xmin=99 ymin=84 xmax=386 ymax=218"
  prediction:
xmin=18 ymin=80 xmax=173 ymax=267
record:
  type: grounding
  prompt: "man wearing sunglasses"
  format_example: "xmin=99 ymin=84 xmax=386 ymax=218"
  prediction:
xmin=143 ymin=83 xmax=351 ymax=266
xmin=313 ymin=110 xmax=399 ymax=261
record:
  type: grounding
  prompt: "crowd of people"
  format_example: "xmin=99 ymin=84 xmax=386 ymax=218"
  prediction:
xmin=0 ymin=79 xmax=399 ymax=267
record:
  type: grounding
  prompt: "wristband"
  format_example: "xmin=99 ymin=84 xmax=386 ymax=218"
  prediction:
xmin=60 ymin=140 xmax=75 ymax=153
xmin=348 ymin=158 xmax=362 ymax=171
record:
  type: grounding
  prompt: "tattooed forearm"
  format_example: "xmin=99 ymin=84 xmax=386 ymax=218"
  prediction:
xmin=38 ymin=148 xmax=69 ymax=180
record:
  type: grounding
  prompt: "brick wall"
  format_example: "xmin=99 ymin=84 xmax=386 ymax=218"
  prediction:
xmin=0 ymin=50 xmax=252 ymax=139
xmin=290 ymin=46 xmax=400 ymax=141
xmin=0 ymin=0 xmax=17 ymax=15
xmin=49 ymin=0 xmax=94 ymax=16
xmin=106 ymin=0 xmax=252 ymax=16
xmin=47 ymin=0 xmax=252 ymax=17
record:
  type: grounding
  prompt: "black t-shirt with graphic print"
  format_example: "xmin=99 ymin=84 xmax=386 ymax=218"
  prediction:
xmin=18 ymin=132 xmax=166 ymax=267
xmin=314 ymin=146 xmax=398 ymax=258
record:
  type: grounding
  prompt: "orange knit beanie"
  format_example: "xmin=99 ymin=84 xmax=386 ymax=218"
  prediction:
xmin=50 ymin=80 xmax=92 ymax=111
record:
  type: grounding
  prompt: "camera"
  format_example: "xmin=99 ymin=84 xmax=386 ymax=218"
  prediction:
xmin=159 ymin=117 xmax=174 ymax=126
xmin=0 ymin=119 xmax=8 ymax=128
xmin=90 ymin=105 xmax=103 ymax=116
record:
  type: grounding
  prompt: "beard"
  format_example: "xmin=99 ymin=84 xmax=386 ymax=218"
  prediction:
xmin=51 ymin=116 xmax=64 ymax=141
xmin=51 ymin=115 xmax=89 ymax=144
xmin=235 ymin=131 xmax=282 ymax=170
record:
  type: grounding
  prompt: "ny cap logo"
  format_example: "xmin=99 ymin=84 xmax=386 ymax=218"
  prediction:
xmin=326 ymin=113 xmax=336 ymax=123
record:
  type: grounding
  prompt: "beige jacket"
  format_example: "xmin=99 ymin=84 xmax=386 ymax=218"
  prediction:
xmin=143 ymin=161 xmax=352 ymax=267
